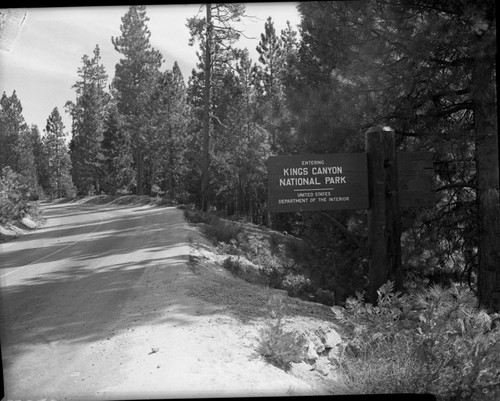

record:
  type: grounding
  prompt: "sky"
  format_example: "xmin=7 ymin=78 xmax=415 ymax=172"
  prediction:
xmin=0 ymin=3 xmax=300 ymax=135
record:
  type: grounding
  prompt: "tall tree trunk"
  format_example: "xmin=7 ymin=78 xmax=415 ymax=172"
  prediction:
xmin=151 ymin=159 xmax=156 ymax=195
xmin=136 ymin=147 xmax=143 ymax=195
xmin=168 ymin=123 xmax=175 ymax=198
xmin=474 ymin=58 xmax=500 ymax=312
xmin=201 ymin=4 xmax=212 ymax=212
xmin=249 ymin=187 xmax=254 ymax=223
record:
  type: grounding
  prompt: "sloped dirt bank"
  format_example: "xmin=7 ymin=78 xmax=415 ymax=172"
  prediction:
xmin=0 ymin=214 xmax=44 ymax=242
xmin=184 ymin=222 xmax=346 ymax=395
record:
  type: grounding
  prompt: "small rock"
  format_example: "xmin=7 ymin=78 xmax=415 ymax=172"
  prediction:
xmin=330 ymin=305 xmax=344 ymax=317
xmin=290 ymin=361 xmax=315 ymax=373
xmin=324 ymin=329 xmax=342 ymax=349
xmin=327 ymin=350 xmax=341 ymax=365
xmin=315 ymin=343 xmax=325 ymax=354
xmin=305 ymin=341 xmax=318 ymax=361
xmin=315 ymin=357 xmax=332 ymax=376
xmin=319 ymin=348 xmax=330 ymax=357
xmin=21 ymin=216 xmax=38 ymax=229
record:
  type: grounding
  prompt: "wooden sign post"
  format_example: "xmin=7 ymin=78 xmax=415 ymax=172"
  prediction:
xmin=366 ymin=126 xmax=403 ymax=302
xmin=267 ymin=126 xmax=434 ymax=304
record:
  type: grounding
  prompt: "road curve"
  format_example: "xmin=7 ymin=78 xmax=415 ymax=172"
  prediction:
xmin=0 ymin=201 xmax=191 ymax=400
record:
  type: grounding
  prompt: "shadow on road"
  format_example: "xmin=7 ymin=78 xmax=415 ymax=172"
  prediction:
xmin=0 ymin=202 xmax=338 ymax=369
xmin=0 ymin=204 xmax=198 ymax=360
xmin=0 ymin=257 xmax=197 ymax=349
xmin=0 ymin=208 xmax=183 ymax=269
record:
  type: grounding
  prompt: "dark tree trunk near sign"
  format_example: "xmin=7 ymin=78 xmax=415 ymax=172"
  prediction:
xmin=365 ymin=126 xmax=403 ymax=303
xmin=473 ymin=57 xmax=500 ymax=312
xmin=201 ymin=4 xmax=212 ymax=212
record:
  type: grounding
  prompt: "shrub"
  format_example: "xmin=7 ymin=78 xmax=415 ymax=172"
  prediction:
xmin=184 ymin=208 xmax=244 ymax=244
xmin=218 ymin=237 xmax=244 ymax=256
xmin=203 ymin=216 xmax=243 ymax=244
xmin=333 ymin=281 xmax=500 ymax=400
xmin=256 ymin=295 xmax=307 ymax=370
xmin=238 ymin=236 xmax=296 ymax=288
xmin=222 ymin=256 xmax=241 ymax=274
xmin=314 ymin=288 xmax=336 ymax=306
xmin=281 ymin=274 xmax=315 ymax=299
xmin=183 ymin=208 xmax=212 ymax=224
xmin=241 ymin=237 xmax=282 ymax=269
xmin=0 ymin=167 xmax=37 ymax=224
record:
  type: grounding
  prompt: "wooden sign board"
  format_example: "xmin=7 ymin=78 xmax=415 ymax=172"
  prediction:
xmin=397 ymin=152 xmax=434 ymax=208
xmin=268 ymin=153 xmax=369 ymax=213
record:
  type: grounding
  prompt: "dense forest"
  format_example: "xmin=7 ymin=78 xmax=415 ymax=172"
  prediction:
xmin=0 ymin=1 xmax=498 ymax=313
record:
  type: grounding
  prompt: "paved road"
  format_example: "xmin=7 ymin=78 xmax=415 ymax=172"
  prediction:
xmin=0 ymin=200 xmax=191 ymax=400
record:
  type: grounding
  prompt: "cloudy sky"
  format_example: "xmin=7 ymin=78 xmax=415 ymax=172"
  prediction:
xmin=0 ymin=3 xmax=300 ymax=134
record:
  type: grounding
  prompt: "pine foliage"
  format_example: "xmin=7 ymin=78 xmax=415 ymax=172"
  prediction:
xmin=257 ymin=295 xmax=307 ymax=371
xmin=43 ymin=108 xmax=75 ymax=198
xmin=333 ymin=282 xmax=500 ymax=399
xmin=67 ymin=45 xmax=109 ymax=195
xmin=0 ymin=167 xmax=34 ymax=224
xmin=112 ymin=5 xmax=163 ymax=195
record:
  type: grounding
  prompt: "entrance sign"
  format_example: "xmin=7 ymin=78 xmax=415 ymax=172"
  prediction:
xmin=266 ymin=127 xmax=436 ymax=304
xmin=268 ymin=153 xmax=369 ymax=213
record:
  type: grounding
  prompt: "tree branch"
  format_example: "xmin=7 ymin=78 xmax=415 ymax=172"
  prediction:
xmin=429 ymin=56 xmax=474 ymax=67
xmin=320 ymin=212 xmax=367 ymax=252
xmin=435 ymin=182 xmax=476 ymax=192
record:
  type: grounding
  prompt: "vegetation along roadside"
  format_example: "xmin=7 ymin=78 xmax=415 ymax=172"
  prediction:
xmin=185 ymin=206 xmax=500 ymax=400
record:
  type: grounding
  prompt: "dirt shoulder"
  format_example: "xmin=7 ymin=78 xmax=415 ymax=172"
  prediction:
xmin=94 ymin=209 xmax=342 ymax=399
xmin=185 ymin=222 xmax=345 ymax=390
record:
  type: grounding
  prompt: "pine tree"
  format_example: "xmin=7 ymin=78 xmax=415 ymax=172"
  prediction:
xmin=185 ymin=46 xmax=270 ymax=220
xmin=228 ymin=49 xmax=270 ymax=221
xmin=15 ymin=129 xmax=37 ymax=195
xmin=235 ymin=49 xmax=257 ymax=141
xmin=280 ymin=20 xmax=299 ymax=65
xmin=112 ymin=5 xmax=163 ymax=195
xmin=66 ymin=45 xmax=109 ymax=195
xmin=151 ymin=61 xmax=189 ymax=198
xmin=0 ymin=91 xmax=40 ymax=199
xmin=254 ymin=17 xmax=298 ymax=154
xmin=43 ymin=108 xmax=74 ymax=198
xmin=256 ymin=17 xmax=283 ymax=99
xmin=187 ymin=3 xmax=246 ymax=211
xmin=100 ymin=99 xmax=134 ymax=195
xmin=28 ymin=124 xmax=45 ymax=197
xmin=0 ymin=91 xmax=26 ymax=171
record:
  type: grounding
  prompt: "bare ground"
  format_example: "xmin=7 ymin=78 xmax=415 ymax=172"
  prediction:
xmin=95 ymin=216 xmax=345 ymax=399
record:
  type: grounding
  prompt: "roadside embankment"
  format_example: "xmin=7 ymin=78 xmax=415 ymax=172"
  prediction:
xmin=0 ymin=214 xmax=44 ymax=242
